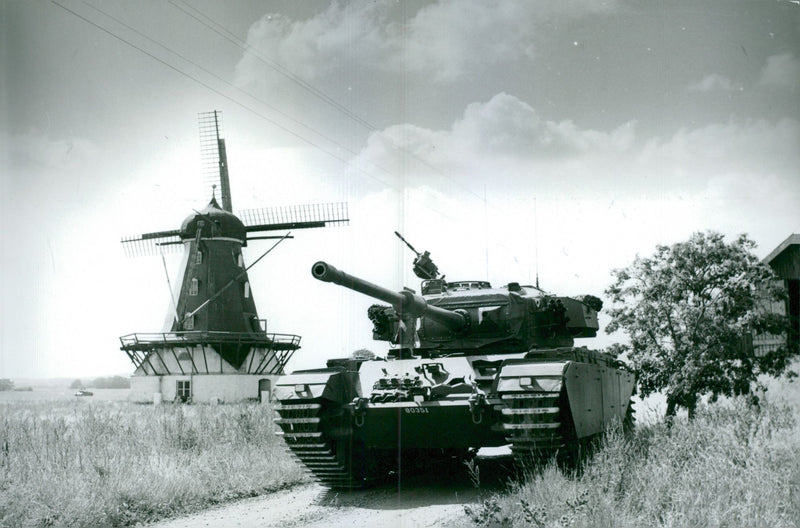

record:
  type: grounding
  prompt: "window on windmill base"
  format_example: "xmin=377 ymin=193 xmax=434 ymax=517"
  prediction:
xmin=195 ymin=251 xmax=203 ymax=265
xmin=184 ymin=313 xmax=194 ymax=330
xmin=244 ymin=282 xmax=250 ymax=298
xmin=176 ymin=380 xmax=191 ymax=402
xmin=189 ymin=278 xmax=199 ymax=296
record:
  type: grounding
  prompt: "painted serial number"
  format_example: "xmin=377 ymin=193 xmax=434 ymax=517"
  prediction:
xmin=403 ymin=407 xmax=430 ymax=414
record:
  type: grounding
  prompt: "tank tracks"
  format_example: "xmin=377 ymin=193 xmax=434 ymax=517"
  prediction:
xmin=274 ymin=399 xmax=367 ymax=489
xmin=277 ymin=394 xmax=635 ymax=486
xmin=498 ymin=390 xmax=635 ymax=468
xmin=274 ymin=399 xmax=395 ymax=489
xmin=497 ymin=390 xmax=572 ymax=466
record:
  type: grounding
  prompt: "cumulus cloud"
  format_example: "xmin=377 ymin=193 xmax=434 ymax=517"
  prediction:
xmin=235 ymin=0 xmax=617 ymax=87
xmin=236 ymin=2 xmax=394 ymax=84
xmin=351 ymin=93 xmax=800 ymax=200
xmin=757 ymin=53 xmax=800 ymax=90
xmin=344 ymin=94 xmax=799 ymax=288
xmin=638 ymin=118 xmax=800 ymax=178
xmin=401 ymin=0 xmax=616 ymax=81
xmin=355 ymin=92 xmax=637 ymax=182
xmin=688 ymin=73 xmax=743 ymax=93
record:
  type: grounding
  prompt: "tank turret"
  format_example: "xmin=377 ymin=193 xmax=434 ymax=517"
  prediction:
xmin=312 ymin=261 xmax=599 ymax=353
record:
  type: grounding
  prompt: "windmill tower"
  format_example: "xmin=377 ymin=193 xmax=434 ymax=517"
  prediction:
xmin=120 ymin=111 xmax=348 ymax=403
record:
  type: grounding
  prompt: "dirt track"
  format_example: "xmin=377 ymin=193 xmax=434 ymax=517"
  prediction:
xmin=147 ymin=454 xmax=515 ymax=528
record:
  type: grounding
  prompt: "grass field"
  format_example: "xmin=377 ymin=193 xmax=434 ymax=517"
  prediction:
xmin=2 ymin=374 xmax=798 ymax=527
xmin=465 ymin=376 xmax=800 ymax=528
xmin=0 ymin=399 xmax=308 ymax=528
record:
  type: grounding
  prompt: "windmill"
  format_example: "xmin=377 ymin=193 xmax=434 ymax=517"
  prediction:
xmin=119 ymin=111 xmax=348 ymax=403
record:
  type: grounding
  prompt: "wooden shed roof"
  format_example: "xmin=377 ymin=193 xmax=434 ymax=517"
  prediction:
xmin=763 ymin=233 xmax=800 ymax=280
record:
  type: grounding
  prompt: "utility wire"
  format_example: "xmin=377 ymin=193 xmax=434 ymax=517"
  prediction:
xmin=55 ymin=1 xmax=476 ymax=229
xmin=53 ymin=1 xmax=524 ymax=260
xmin=76 ymin=0 xmax=400 ymax=192
xmin=83 ymin=1 xmax=359 ymax=161
xmin=67 ymin=1 xmax=471 ymax=224
xmin=167 ymin=0 xmax=504 ymax=210
xmin=169 ymin=0 xmax=377 ymax=132
xmin=53 ymin=0 xmax=399 ymax=194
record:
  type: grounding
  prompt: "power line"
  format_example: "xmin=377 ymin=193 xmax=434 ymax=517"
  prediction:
xmin=82 ymin=0 xmax=365 ymax=164
xmin=82 ymin=0 xmax=406 ymax=189
xmin=51 ymin=1 xmax=524 ymax=258
xmin=76 ymin=0 xmax=493 ymax=222
xmin=168 ymin=0 xmax=381 ymax=134
xmin=54 ymin=0 xmax=397 ymax=193
xmin=166 ymin=0 xmax=501 ymax=210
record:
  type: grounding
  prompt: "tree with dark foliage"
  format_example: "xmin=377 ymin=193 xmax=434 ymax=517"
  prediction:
xmin=605 ymin=232 xmax=792 ymax=419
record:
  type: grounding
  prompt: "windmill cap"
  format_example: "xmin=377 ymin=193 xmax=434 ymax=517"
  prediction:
xmin=179 ymin=196 xmax=246 ymax=243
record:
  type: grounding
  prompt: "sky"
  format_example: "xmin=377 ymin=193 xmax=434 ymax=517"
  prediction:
xmin=1 ymin=0 xmax=799 ymax=379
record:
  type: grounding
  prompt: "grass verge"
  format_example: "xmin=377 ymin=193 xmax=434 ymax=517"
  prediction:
xmin=0 ymin=401 xmax=308 ymax=527
xmin=465 ymin=395 xmax=800 ymax=528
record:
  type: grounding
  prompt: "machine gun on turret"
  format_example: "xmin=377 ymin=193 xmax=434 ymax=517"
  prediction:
xmin=394 ymin=231 xmax=442 ymax=280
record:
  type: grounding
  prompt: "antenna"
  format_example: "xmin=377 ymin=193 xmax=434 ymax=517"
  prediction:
xmin=534 ymin=196 xmax=540 ymax=289
xmin=199 ymin=110 xmax=232 ymax=211
xmin=484 ymin=185 xmax=489 ymax=281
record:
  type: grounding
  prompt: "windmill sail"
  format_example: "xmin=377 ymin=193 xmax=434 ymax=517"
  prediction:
xmin=199 ymin=110 xmax=232 ymax=212
xmin=121 ymin=231 xmax=182 ymax=258
xmin=119 ymin=111 xmax=349 ymax=388
xmin=241 ymin=202 xmax=349 ymax=234
xmin=121 ymin=201 xmax=348 ymax=257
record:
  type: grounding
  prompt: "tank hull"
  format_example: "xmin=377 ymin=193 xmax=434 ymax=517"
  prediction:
xmin=274 ymin=348 xmax=635 ymax=488
xmin=356 ymin=402 xmax=503 ymax=449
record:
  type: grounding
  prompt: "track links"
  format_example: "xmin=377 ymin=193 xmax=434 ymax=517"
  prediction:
xmin=274 ymin=400 xmax=364 ymax=489
xmin=498 ymin=391 xmax=565 ymax=465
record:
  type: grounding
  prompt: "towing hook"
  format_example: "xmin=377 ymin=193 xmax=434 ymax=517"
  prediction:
xmin=350 ymin=397 xmax=368 ymax=427
xmin=468 ymin=392 xmax=487 ymax=425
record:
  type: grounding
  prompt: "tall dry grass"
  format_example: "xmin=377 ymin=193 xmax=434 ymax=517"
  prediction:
xmin=466 ymin=394 xmax=800 ymax=528
xmin=0 ymin=401 xmax=307 ymax=528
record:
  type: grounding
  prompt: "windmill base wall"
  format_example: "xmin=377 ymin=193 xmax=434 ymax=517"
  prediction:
xmin=129 ymin=374 xmax=278 ymax=404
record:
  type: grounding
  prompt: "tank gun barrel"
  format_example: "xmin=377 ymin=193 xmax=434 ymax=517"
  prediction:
xmin=311 ymin=261 xmax=466 ymax=330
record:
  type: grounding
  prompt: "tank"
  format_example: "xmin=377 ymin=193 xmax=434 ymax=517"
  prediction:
xmin=273 ymin=259 xmax=636 ymax=489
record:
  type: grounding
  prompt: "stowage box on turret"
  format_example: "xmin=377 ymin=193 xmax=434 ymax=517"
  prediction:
xmin=273 ymin=258 xmax=636 ymax=488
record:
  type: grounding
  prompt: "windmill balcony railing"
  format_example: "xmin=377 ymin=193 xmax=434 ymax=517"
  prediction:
xmin=119 ymin=330 xmax=301 ymax=351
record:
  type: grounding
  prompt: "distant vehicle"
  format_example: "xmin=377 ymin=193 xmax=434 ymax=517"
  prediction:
xmin=74 ymin=389 xmax=94 ymax=397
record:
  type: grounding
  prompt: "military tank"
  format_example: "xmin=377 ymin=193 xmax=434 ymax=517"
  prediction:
xmin=274 ymin=243 xmax=636 ymax=489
